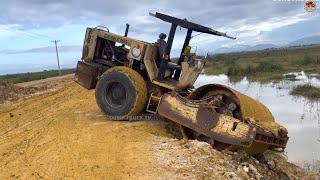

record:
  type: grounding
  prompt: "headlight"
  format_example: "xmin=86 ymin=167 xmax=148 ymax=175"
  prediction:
xmin=131 ymin=45 xmax=141 ymax=58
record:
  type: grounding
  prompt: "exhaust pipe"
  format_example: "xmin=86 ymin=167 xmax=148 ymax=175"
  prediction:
xmin=124 ymin=23 xmax=129 ymax=37
xmin=122 ymin=23 xmax=129 ymax=47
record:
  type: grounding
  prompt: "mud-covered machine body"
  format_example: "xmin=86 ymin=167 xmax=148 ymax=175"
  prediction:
xmin=75 ymin=12 xmax=288 ymax=155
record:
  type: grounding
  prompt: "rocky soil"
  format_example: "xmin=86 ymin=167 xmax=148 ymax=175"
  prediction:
xmin=0 ymin=80 xmax=48 ymax=104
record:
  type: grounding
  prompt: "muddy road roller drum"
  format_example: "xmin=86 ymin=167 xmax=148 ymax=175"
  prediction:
xmin=74 ymin=12 xmax=288 ymax=155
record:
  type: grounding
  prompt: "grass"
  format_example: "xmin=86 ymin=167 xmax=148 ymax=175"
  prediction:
xmin=0 ymin=69 xmax=75 ymax=84
xmin=283 ymin=74 xmax=296 ymax=80
xmin=290 ymin=84 xmax=320 ymax=101
xmin=300 ymin=160 xmax=320 ymax=176
xmin=204 ymin=45 xmax=320 ymax=83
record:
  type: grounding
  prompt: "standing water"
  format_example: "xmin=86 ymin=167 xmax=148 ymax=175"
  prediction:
xmin=195 ymin=72 xmax=320 ymax=164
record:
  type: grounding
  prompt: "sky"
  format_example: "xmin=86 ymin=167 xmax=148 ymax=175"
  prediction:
xmin=0 ymin=0 xmax=319 ymax=75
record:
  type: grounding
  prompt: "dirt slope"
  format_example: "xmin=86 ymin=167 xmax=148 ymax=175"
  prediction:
xmin=0 ymin=76 xmax=318 ymax=179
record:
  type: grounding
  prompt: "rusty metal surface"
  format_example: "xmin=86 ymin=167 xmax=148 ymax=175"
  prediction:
xmin=252 ymin=123 xmax=288 ymax=148
xmin=74 ymin=61 xmax=99 ymax=89
xmin=187 ymin=84 xmax=289 ymax=153
xmin=188 ymin=84 xmax=286 ymax=137
xmin=158 ymin=93 xmax=256 ymax=147
xmin=158 ymin=88 xmax=289 ymax=153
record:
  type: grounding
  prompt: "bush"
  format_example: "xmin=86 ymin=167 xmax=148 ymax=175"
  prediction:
xmin=290 ymin=84 xmax=320 ymax=101
xmin=301 ymin=54 xmax=314 ymax=65
xmin=226 ymin=65 xmax=241 ymax=76
xmin=242 ymin=65 xmax=256 ymax=75
xmin=316 ymin=56 xmax=320 ymax=64
xmin=0 ymin=69 xmax=75 ymax=84
xmin=224 ymin=58 xmax=236 ymax=66
xmin=227 ymin=62 xmax=283 ymax=76
xmin=255 ymin=62 xmax=283 ymax=72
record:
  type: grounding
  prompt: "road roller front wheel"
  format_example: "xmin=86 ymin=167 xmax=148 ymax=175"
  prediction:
xmin=95 ymin=66 xmax=148 ymax=120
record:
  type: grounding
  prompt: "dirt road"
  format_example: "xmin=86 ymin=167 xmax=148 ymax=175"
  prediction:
xmin=0 ymin=76 xmax=317 ymax=179
xmin=0 ymin=77 xmax=170 ymax=179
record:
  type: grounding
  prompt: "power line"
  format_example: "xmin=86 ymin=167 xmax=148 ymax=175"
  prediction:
xmin=51 ymin=40 xmax=61 ymax=75
xmin=0 ymin=28 xmax=44 ymax=40
xmin=16 ymin=27 xmax=54 ymax=40
xmin=27 ymin=31 xmax=53 ymax=40
xmin=0 ymin=26 xmax=54 ymax=41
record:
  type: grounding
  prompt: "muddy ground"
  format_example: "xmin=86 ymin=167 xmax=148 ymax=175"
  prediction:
xmin=0 ymin=76 xmax=318 ymax=179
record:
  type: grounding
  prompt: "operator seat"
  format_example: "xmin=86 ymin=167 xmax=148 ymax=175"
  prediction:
xmin=167 ymin=62 xmax=181 ymax=70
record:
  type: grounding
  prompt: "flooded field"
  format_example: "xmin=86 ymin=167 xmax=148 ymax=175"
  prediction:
xmin=195 ymin=72 xmax=320 ymax=165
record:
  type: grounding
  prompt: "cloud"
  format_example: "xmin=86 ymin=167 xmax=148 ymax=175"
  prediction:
xmin=0 ymin=0 xmax=317 ymax=53
xmin=0 ymin=45 xmax=82 ymax=54
xmin=0 ymin=0 xmax=318 ymax=74
xmin=0 ymin=1 xmax=307 ymax=29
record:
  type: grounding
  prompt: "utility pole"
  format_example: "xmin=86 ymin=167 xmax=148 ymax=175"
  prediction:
xmin=51 ymin=40 xmax=61 ymax=75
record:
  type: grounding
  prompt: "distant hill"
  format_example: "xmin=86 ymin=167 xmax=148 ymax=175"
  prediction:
xmin=249 ymin=44 xmax=278 ymax=51
xmin=212 ymin=35 xmax=320 ymax=54
xmin=214 ymin=44 xmax=277 ymax=54
xmin=214 ymin=45 xmax=249 ymax=54
xmin=287 ymin=35 xmax=320 ymax=47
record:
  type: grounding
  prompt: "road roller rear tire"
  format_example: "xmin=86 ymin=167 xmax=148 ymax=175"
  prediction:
xmin=95 ymin=66 xmax=148 ymax=120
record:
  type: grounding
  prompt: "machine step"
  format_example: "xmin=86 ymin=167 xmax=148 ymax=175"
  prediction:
xmin=146 ymin=93 xmax=162 ymax=114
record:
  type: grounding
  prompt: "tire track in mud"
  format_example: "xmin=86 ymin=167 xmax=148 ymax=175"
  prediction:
xmin=1 ymin=83 xmax=98 ymax=178
xmin=0 ymin=85 xmax=74 ymax=178
xmin=0 ymin=80 xmax=168 ymax=179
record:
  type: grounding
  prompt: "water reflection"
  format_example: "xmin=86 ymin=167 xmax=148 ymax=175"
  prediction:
xmin=195 ymin=73 xmax=320 ymax=164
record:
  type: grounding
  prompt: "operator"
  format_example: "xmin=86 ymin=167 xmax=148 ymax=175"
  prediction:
xmin=155 ymin=33 xmax=168 ymax=80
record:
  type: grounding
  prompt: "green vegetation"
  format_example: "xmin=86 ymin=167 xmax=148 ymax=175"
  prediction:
xmin=283 ymin=74 xmax=296 ymax=80
xmin=0 ymin=69 xmax=75 ymax=84
xmin=205 ymin=45 xmax=320 ymax=83
xmin=290 ymin=84 xmax=320 ymax=101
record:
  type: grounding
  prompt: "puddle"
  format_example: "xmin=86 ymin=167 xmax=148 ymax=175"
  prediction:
xmin=195 ymin=72 xmax=320 ymax=164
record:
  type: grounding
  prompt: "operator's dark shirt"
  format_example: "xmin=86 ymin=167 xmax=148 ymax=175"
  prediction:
xmin=155 ymin=39 xmax=167 ymax=61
